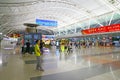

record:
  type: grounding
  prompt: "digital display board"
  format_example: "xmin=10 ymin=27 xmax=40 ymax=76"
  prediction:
xmin=24 ymin=34 xmax=32 ymax=39
xmin=24 ymin=33 xmax=42 ymax=46
xmin=34 ymin=34 xmax=39 ymax=40
xmin=36 ymin=19 xmax=58 ymax=27
xmin=42 ymin=35 xmax=55 ymax=39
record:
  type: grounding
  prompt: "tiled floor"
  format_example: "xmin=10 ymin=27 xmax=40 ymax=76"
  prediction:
xmin=0 ymin=46 xmax=120 ymax=80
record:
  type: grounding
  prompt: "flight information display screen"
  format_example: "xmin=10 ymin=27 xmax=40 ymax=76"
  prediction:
xmin=34 ymin=34 xmax=39 ymax=40
xmin=24 ymin=34 xmax=32 ymax=40
xmin=36 ymin=19 xmax=58 ymax=27
xmin=24 ymin=33 xmax=42 ymax=46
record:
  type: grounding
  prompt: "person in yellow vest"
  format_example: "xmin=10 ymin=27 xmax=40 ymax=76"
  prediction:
xmin=35 ymin=40 xmax=44 ymax=71
xmin=60 ymin=43 xmax=65 ymax=52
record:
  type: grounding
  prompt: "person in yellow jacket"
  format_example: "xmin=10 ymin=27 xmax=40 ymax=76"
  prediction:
xmin=60 ymin=43 xmax=65 ymax=52
xmin=35 ymin=40 xmax=44 ymax=71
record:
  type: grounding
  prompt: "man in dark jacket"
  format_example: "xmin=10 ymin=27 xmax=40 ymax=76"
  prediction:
xmin=26 ymin=40 xmax=30 ymax=54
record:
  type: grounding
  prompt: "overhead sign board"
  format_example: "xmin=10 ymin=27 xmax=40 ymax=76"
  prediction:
xmin=36 ymin=19 xmax=58 ymax=27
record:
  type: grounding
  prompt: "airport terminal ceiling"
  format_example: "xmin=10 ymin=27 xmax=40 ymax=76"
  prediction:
xmin=0 ymin=0 xmax=120 ymax=34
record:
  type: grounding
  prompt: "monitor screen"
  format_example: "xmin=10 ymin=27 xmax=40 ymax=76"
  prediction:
xmin=36 ymin=19 xmax=58 ymax=27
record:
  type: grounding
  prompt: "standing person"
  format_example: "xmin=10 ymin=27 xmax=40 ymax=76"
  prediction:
xmin=35 ymin=40 xmax=44 ymax=71
xmin=70 ymin=42 xmax=72 ymax=47
xmin=78 ymin=42 xmax=81 ymax=49
xmin=26 ymin=40 xmax=30 ymax=54
xmin=60 ymin=43 xmax=65 ymax=52
xmin=40 ymin=40 xmax=44 ymax=55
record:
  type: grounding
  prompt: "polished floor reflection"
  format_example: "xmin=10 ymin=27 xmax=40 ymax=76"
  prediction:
xmin=0 ymin=46 xmax=120 ymax=80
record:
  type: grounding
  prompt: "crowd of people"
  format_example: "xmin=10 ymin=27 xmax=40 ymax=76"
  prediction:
xmin=19 ymin=39 xmax=114 ymax=71
xmin=59 ymin=40 xmax=114 ymax=54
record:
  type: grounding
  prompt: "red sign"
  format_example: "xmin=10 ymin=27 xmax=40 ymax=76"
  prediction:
xmin=81 ymin=24 xmax=120 ymax=35
xmin=9 ymin=34 xmax=21 ymax=37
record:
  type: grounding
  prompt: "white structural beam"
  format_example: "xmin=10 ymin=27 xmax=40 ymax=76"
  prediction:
xmin=88 ymin=19 xmax=91 ymax=29
xmin=105 ymin=15 xmax=109 ymax=25
xmin=80 ymin=8 xmax=104 ymax=26
xmin=74 ymin=26 xmax=76 ymax=33
xmin=56 ymin=33 xmax=82 ymax=39
xmin=7 ymin=30 xmax=15 ymax=35
xmin=1 ymin=28 xmax=10 ymax=33
xmin=0 ymin=27 xmax=6 ymax=32
xmin=0 ymin=22 xmax=8 ymax=28
xmin=99 ymin=0 xmax=116 ymax=10
xmin=108 ymin=12 xmax=115 ymax=25
xmin=6 ymin=29 xmax=14 ymax=35
xmin=85 ymin=11 xmax=103 ymax=26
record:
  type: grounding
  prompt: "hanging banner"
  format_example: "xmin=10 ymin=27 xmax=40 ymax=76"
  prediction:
xmin=81 ymin=24 xmax=120 ymax=35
